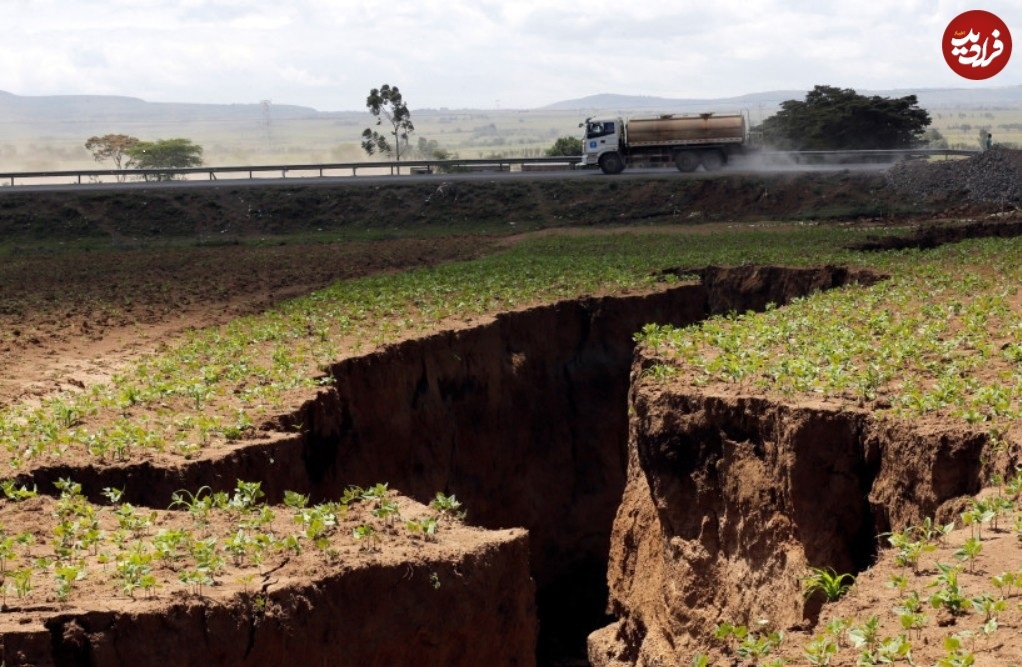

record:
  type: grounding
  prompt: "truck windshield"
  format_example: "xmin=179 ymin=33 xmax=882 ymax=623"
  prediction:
xmin=586 ymin=121 xmax=615 ymax=139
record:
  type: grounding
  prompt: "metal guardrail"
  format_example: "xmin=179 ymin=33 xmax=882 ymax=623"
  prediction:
xmin=0 ymin=157 xmax=579 ymax=187
xmin=757 ymin=148 xmax=978 ymax=162
xmin=0 ymin=150 xmax=978 ymax=187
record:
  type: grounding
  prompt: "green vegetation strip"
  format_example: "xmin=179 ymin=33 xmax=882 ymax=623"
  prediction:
xmin=0 ymin=224 xmax=1008 ymax=471
xmin=0 ymin=478 xmax=465 ymax=606
xmin=637 ymin=236 xmax=1022 ymax=430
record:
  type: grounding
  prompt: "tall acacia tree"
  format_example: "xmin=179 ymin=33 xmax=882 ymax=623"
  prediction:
xmin=361 ymin=84 xmax=414 ymax=164
xmin=85 ymin=134 xmax=140 ymax=181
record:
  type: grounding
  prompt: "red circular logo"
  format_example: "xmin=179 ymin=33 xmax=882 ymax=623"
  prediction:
xmin=943 ymin=10 xmax=1012 ymax=79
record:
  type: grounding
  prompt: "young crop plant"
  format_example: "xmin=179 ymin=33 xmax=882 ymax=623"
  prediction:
xmin=0 ymin=480 xmax=37 ymax=502
xmin=169 ymin=486 xmax=216 ymax=529
xmin=735 ymin=629 xmax=785 ymax=663
xmin=954 ymin=537 xmax=983 ymax=573
xmin=847 ymin=615 xmax=882 ymax=654
xmin=429 ymin=491 xmax=465 ymax=521
xmin=405 ymin=516 xmax=439 ymax=541
xmin=116 ymin=548 xmax=156 ymax=599
xmin=960 ymin=500 xmax=996 ymax=541
xmin=803 ymin=566 xmax=855 ymax=602
xmin=803 ymin=634 xmax=839 ymax=666
xmin=53 ymin=563 xmax=86 ymax=603
xmin=916 ymin=516 xmax=955 ymax=546
xmin=292 ymin=503 xmax=338 ymax=549
xmin=712 ymin=621 xmax=749 ymax=655
xmin=928 ymin=563 xmax=968 ymax=617
xmin=990 ymin=571 xmax=1022 ymax=599
xmin=937 ymin=634 xmax=975 ymax=667
xmin=885 ymin=528 xmax=936 ymax=574
xmin=352 ymin=524 xmax=380 ymax=552
xmin=227 ymin=480 xmax=265 ymax=513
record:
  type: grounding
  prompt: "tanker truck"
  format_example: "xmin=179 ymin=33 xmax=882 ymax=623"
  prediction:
xmin=580 ymin=112 xmax=747 ymax=174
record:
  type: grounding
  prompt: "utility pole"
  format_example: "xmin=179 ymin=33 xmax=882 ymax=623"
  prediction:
xmin=260 ymin=99 xmax=273 ymax=153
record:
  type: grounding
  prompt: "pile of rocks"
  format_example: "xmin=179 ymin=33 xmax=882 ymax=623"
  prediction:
xmin=886 ymin=147 xmax=1022 ymax=207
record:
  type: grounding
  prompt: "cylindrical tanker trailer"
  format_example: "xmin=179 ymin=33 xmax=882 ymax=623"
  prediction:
xmin=579 ymin=112 xmax=747 ymax=174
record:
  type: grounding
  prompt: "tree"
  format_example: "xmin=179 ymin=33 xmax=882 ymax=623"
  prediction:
xmin=755 ymin=85 xmax=931 ymax=150
xmin=126 ymin=138 xmax=203 ymax=180
xmin=361 ymin=85 xmax=414 ymax=163
xmin=413 ymin=137 xmax=453 ymax=160
xmin=546 ymin=136 xmax=583 ymax=157
xmin=85 ymin=134 xmax=140 ymax=181
xmin=922 ymin=128 xmax=949 ymax=149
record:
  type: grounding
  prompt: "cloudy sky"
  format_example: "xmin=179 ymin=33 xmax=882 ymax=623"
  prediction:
xmin=1 ymin=0 xmax=1019 ymax=111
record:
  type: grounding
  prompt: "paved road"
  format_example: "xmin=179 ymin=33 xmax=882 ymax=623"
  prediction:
xmin=0 ymin=159 xmax=893 ymax=195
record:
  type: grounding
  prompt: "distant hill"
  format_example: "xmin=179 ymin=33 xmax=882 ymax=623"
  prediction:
xmin=0 ymin=90 xmax=319 ymax=123
xmin=542 ymin=91 xmax=804 ymax=113
xmin=546 ymin=86 xmax=1022 ymax=113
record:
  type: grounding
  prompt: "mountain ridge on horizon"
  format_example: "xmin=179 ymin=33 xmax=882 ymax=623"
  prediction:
xmin=3 ymin=84 xmax=1022 ymax=123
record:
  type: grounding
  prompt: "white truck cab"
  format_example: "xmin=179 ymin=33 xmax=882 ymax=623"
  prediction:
xmin=580 ymin=117 xmax=623 ymax=171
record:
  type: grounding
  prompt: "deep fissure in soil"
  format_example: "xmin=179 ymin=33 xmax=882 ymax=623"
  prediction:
xmin=11 ymin=265 xmax=886 ymax=665
xmin=278 ymin=265 xmax=883 ymax=663
xmin=590 ymin=386 xmax=997 ymax=665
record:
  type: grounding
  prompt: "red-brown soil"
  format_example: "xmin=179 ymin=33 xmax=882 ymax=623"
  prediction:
xmin=589 ymin=357 xmax=1020 ymax=666
xmin=1 ymin=174 xmax=1017 ymax=666
xmin=0 ymin=237 xmax=494 ymax=409
xmin=0 ymin=493 xmax=535 ymax=667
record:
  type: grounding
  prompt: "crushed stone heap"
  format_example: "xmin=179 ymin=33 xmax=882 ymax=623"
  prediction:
xmin=886 ymin=147 xmax=1022 ymax=207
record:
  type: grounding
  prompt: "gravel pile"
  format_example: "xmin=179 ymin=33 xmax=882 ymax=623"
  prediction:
xmin=886 ymin=147 xmax=1022 ymax=207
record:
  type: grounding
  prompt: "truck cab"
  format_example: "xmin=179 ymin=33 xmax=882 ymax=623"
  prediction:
xmin=580 ymin=117 xmax=624 ymax=172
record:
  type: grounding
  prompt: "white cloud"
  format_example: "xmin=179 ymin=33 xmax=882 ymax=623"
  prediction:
xmin=0 ymin=0 xmax=1019 ymax=109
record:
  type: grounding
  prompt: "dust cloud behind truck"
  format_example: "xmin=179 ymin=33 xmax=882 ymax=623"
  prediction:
xmin=580 ymin=112 xmax=748 ymax=174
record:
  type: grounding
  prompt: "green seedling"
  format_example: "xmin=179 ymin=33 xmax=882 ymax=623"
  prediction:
xmin=954 ymin=537 xmax=983 ymax=573
xmin=937 ymin=634 xmax=975 ymax=667
xmin=0 ymin=481 xmax=37 ymax=502
xmin=929 ymin=563 xmax=968 ymax=616
xmin=10 ymin=566 xmax=32 ymax=599
xmin=429 ymin=492 xmax=465 ymax=520
xmin=406 ymin=516 xmax=439 ymax=541
xmin=803 ymin=566 xmax=855 ymax=601
xmin=847 ymin=615 xmax=881 ymax=653
xmin=803 ymin=634 xmax=838 ymax=666
xmin=352 ymin=524 xmax=380 ymax=552
xmin=990 ymin=571 xmax=1022 ymax=599
xmin=54 ymin=564 xmax=86 ymax=603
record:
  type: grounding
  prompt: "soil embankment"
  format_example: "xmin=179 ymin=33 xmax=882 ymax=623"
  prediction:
xmin=1 ymin=514 xmax=535 ymax=667
xmin=5 ymin=265 xmax=879 ymax=665
xmin=588 ymin=365 xmax=1003 ymax=666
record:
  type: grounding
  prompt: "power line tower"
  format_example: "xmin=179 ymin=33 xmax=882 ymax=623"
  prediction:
xmin=260 ymin=99 xmax=273 ymax=152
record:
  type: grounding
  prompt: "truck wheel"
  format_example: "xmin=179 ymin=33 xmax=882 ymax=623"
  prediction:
xmin=674 ymin=151 xmax=699 ymax=172
xmin=700 ymin=150 xmax=725 ymax=171
xmin=600 ymin=152 xmax=625 ymax=175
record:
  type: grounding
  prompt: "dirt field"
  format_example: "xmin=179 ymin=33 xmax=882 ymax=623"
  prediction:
xmin=1 ymin=168 xmax=1021 ymax=666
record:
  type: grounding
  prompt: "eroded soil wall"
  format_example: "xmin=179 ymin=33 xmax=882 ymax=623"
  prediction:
xmin=589 ymin=383 xmax=994 ymax=667
xmin=281 ymin=265 xmax=879 ymax=660
xmin=2 ymin=531 xmax=534 ymax=667
xmin=9 ymin=265 xmax=880 ymax=665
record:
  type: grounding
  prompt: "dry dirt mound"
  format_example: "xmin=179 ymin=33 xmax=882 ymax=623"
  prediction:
xmin=886 ymin=147 xmax=1022 ymax=207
